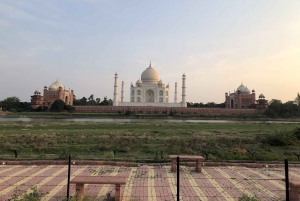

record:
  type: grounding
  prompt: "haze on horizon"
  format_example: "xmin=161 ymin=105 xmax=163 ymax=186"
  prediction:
xmin=1 ymin=0 xmax=300 ymax=104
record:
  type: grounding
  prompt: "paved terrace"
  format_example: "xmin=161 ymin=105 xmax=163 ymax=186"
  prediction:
xmin=0 ymin=163 xmax=299 ymax=201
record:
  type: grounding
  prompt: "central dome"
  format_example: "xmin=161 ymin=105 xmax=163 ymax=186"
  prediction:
xmin=141 ymin=63 xmax=159 ymax=84
xmin=49 ymin=80 xmax=63 ymax=91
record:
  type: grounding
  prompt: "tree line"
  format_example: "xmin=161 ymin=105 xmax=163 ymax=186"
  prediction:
xmin=73 ymin=94 xmax=113 ymax=106
xmin=265 ymin=93 xmax=300 ymax=118
xmin=187 ymin=102 xmax=226 ymax=108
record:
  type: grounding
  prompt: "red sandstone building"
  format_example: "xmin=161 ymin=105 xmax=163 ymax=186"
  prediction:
xmin=30 ymin=80 xmax=74 ymax=109
xmin=225 ymin=84 xmax=268 ymax=109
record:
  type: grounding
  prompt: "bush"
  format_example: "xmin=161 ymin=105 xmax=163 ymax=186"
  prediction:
xmin=261 ymin=131 xmax=297 ymax=146
xmin=238 ymin=194 xmax=260 ymax=201
xmin=264 ymin=109 xmax=275 ymax=118
xmin=293 ymin=127 xmax=300 ymax=140
xmin=50 ymin=100 xmax=65 ymax=112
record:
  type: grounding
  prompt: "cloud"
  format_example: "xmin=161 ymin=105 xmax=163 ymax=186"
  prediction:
xmin=0 ymin=2 xmax=35 ymax=20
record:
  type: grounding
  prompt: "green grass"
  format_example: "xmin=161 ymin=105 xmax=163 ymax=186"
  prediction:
xmin=0 ymin=121 xmax=300 ymax=161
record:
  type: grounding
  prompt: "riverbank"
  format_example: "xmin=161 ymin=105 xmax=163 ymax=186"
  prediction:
xmin=1 ymin=112 xmax=299 ymax=121
xmin=0 ymin=121 xmax=300 ymax=161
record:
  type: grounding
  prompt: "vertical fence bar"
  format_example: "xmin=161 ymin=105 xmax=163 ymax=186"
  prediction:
xmin=67 ymin=155 xmax=71 ymax=200
xmin=177 ymin=156 xmax=179 ymax=201
xmin=285 ymin=159 xmax=289 ymax=201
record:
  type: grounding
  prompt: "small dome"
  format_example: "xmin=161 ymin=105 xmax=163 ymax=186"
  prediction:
xmin=141 ymin=63 xmax=159 ymax=84
xmin=243 ymin=87 xmax=250 ymax=94
xmin=259 ymin=93 xmax=265 ymax=99
xmin=136 ymin=79 xmax=142 ymax=84
xmin=44 ymin=85 xmax=47 ymax=88
xmin=34 ymin=89 xmax=40 ymax=94
xmin=252 ymin=89 xmax=255 ymax=93
xmin=158 ymin=79 xmax=164 ymax=85
xmin=183 ymin=73 xmax=186 ymax=78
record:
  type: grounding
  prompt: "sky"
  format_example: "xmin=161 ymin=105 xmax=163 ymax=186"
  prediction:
xmin=1 ymin=0 xmax=300 ymax=103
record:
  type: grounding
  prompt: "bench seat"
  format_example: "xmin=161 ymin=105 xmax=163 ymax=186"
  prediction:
xmin=169 ymin=155 xmax=205 ymax=173
xmin=70 ymin=176 xmax=127 ymax=201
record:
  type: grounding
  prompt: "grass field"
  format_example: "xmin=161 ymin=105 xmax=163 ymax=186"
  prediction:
xmin=0 ymin=121 xmax=300 ymax=161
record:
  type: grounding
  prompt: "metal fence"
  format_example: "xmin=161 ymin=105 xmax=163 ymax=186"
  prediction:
xmin=0 ymin=158 xmax=299 ymax=201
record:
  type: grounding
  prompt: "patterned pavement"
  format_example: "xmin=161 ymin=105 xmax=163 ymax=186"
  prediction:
xmin=0 ymin=164 xmax=299 ymax=201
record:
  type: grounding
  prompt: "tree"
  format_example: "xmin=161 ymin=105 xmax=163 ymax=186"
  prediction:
xmin=268 ymin=99 xmax=282 ymax=115
xmin=264 ymin=109 xmax=276 ymax=118
xmin=0 ymin=96 xmax=20 ymax=111
xmin=96 ymin=98 xmax=101 ymax=105
xmin=88 ymin=94 xmax=94 ymax=105
xmin=50 ymin=100 xmax=65 ymax=112
xmin=295 ymin=93 xmax=300 ymax=107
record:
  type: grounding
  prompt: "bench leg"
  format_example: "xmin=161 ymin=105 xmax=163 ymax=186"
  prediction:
xmin=75 ymin=183 xmax=85 ymax=201
xmin=171 ymin=159 xmax=176 ymax=172
xmin=196 ymin=160 xmax=202 ymax=173
xmin=115 ymin=184 xmax=122 ymax=201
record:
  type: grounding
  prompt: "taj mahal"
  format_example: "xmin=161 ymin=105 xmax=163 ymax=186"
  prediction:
xmin=113 ymin=62 xmax=187 ymax=107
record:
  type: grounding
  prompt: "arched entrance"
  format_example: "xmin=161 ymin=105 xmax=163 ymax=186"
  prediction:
xmin=65 ymin=96 xmax=69 ymax=104
xmin=145 ymin=90 xmax=154 ymax=102
xmin=230 ymin=99 xmax=234 ymax=108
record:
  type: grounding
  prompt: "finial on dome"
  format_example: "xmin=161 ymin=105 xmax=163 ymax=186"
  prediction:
xmin=149 ymin=61 xmax=151 ymax=67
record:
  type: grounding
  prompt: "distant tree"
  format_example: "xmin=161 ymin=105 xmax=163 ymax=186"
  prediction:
xmin=18 ymin=102 xmax=33 ymax=112
xmin=35 ymin=106 xmax=48 ymax=112
xmin=0 ymin=96 xmax=20 ymax=111
xmin=280 ymin=101 xmax=299 ymax=117
xmin=295 ymin=93 xmax=300 ymax=107
xmin=265 ymin=109 xmax=276 ymax=118
xmin=268 ymin=99 xmax=282 ymax=115
xmin=50 ymin=100 xmax=66 ymax=112
xmin=100 ymin=96 xmax=109 ymax=105
xmin=88 ymin=94 xmax=94 ymax=105
xmin=80 ymin=97 xmax=88 ymax=105
xmin=96 ymin=98 xmax=101 ymax=105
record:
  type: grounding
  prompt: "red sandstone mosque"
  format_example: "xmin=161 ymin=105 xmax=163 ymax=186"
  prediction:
xmin=225 ymin=84 xmax=268 ymax=109
xmin=30 ymin=80 xmax=74 ymax=109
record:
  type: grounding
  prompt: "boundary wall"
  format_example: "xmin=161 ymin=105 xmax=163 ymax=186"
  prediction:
xmin=74 ymin=106 xmax=266 ymax=115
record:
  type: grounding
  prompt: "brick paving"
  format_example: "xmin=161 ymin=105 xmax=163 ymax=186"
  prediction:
xmin=0 ymin=164 xmax=299 ymax=201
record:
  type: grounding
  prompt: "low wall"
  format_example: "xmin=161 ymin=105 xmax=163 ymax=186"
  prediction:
xmin=74 ymin=106 xmax=266 ymax=115
xmin=118 ymin=102 xmax=183 ymax=107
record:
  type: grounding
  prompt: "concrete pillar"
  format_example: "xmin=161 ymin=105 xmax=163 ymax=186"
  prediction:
xmin=113 ymin=72 xmax=118 ymax=106
xmin=182 ymin=74 xmax=186 ymax=107
xmin=121 ymin=81 xmax=124 ymax=102
xmin=174 ymin=82 xmax=178 ymax=103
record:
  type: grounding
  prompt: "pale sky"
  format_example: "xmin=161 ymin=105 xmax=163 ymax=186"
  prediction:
xmin=1 ymin=0 xmax=300 ymax=103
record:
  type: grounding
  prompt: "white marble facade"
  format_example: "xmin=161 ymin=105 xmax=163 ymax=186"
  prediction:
xmin=113 ymin=62 xmax=186 ymax=107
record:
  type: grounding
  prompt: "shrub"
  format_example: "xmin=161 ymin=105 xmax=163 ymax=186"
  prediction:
xmin=261 ymin=131 xmax=297 ymax=146
xmin=264 ymin=109 xmax=276 ymax=118
xmin=293 ymin=127 xmax=300 ymax=140
xmin=238 ymin=194 xmax=260 ymax=201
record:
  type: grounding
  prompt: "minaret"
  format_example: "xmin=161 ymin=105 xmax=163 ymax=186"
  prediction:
xmin=181 ymin=74 xmax=186 ymax=107
xmin=113 ymin=72 xmax=118 ymax=106
xmin=121 ymin=81 xmax=124 ymax=102
xmin=174 ymin=82 xmax=178 ymax=103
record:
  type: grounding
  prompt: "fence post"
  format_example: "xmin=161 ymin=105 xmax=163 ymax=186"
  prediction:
xmin=285 ymin=159 xmax=289 ymax=201
xmin=67 ymin=155 xmax=71 ymax=200
xmin=177 ymin=156 xmax=180 ymax=201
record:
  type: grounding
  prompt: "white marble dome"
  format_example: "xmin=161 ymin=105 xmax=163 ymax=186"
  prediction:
xmin=136 ymin=79 xmax=142 ymax=84
xmin=141 ymin=64 xmax=159 ymax=84
xmin=49 ymin=80 xmax=63 ymax=91
xmin=236 ymin=84 xmax=250 ymax=94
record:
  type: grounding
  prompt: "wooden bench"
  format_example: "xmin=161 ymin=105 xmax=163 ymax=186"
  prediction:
xmin=288 ymin=179 xmax=300 ymax=201
xmin=70 ymin=176 xmax=127 ymax=201
xmin=169 ymin=155 xmax=205 ymax=173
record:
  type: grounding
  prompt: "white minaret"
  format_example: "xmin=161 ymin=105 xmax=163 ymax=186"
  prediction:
xmin=121 ymin=81 xmax=124 ymax=102
xmin=174 ymin=82 xmax=178 ymax=103
xmin=113 ymin=72 xmax=118 ymax=106
xmin=181 ymin=74 xmax=186 ymax=107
